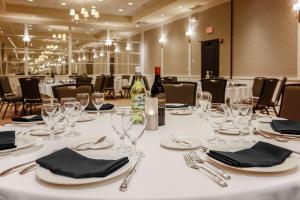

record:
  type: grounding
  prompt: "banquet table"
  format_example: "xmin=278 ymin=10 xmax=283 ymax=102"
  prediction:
xmin=0 ymin=111 xmax=300 ymax=200
xmin=114 ymin=79 xmax=129 ymax=96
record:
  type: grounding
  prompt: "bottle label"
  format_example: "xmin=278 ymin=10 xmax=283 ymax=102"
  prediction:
xmin=131 ymin=94 xmax=145 ymax=111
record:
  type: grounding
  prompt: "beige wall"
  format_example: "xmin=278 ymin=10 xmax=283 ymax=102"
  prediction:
xmin=144 ymin=27 xmax=161 ymax=74
xmin=233 ymin=0 xmax=298 ymax=77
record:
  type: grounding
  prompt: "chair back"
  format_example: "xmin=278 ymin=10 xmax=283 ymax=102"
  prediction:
xmin=94 ymin=76 xmax=105 ymax=92
xmin=52 ymin=84 xmax=94 ymax=102
xmin=163 ymin=81 xmax=197 ymax=106
xmin=201 ymin=79 xmax=227 ymax=103
xmin=252 ymin=77 xmax=265 ymax=97
xmin=279 ymin=84 xmax=300 ymax=121
xmin=0 ymin=79 xmax=5 ymax=99
xmin=273 ymin=77 xmax=287 ymax=105
xmin=0 ymin=77 xmax=13 ymax=96
xmin=256 ymin=78 xmax=279 ymax=107
xmin=76 ymin=77 xmax=93 ymax=84
xmin=143 ymin=76 xmax=150 ymax=91
xmin=122 ymin=75 xmax=130 ymax=81
xmin=19 ymin=78 xmax=41 ymax=101
xmin=104 ymin=75 xmax=114 ymax=89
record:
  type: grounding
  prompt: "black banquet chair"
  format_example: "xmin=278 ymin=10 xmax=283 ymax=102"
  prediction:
xmin=94 ymin=76 xmax=106 ymax=92
xmin=52 ymin=84 xmax=94 ymax=102
xmin=76 ymin=77 xmax=93 ymax=85
xmin=269 ymin=77 xmax=287 ymax=116
xmin=19 ymin=78 xmax=42 ymax=115
xmin=279 ymin=84 xmax=300 ymax=121
xmin=201 ymin=79 xmax=227 ymax=103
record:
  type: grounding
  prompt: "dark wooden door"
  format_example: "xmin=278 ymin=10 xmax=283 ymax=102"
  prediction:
xmin=201 ymin=39 xmax=220 ymax=79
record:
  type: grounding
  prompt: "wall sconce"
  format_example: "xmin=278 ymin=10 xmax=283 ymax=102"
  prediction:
xmin=293 ymin=0 xmax=300 ymax=10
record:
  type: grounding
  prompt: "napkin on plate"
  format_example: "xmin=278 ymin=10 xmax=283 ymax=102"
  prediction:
xmin=165 ymin=103 xmax=189 ymax=109
xmin=207 ymin=141 xmax=292 ymax=167
xmin=86 ymin=103 xmax=114 ymax=111
xmin=12 ymin=115 xmax=43 ymax=122
xmin=271 ymin=120 xmax=300 ymax=135
xmin=0 ymin=131 xmax=16 ymax=150
xmin=36 ymin=148 xmax=129 ymax=179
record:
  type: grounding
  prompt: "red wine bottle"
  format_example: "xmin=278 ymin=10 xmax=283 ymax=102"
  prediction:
xmin=151 ymin=66 xmax=165 ymax=126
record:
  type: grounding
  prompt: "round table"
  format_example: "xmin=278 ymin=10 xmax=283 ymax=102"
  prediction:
xmin=0 ymin=111 xmax=300 ymax=200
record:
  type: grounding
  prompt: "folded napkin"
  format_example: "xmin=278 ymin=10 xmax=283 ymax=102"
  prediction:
xmin=271 ymin=120 xmax=300 ymax=135
xmin=36 ymin=148 xmax=129 ymax=179
xmin=207 ymin=141 xmax=292 ymax=167
xmin=12 ymin=115 xmax=43 ymax=122
xmin=86 ymin=103 xmax=114 ymax=111
xmin=166 ymin=103 xmax=189 ymax=109
xmin=0 ymin=131 xmax=16 ymax=150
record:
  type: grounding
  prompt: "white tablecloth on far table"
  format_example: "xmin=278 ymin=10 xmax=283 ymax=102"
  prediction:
xmin=225 ymin=86 xmax=253 ymax=100
xmin=0 ymin=111 xmax=300 ymax=200
xmin=114 ymin=79 xmax=129 ymax=95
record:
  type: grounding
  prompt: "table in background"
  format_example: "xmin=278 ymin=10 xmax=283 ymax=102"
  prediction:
xmin=0 ymin=111 xmax=299 ymax=200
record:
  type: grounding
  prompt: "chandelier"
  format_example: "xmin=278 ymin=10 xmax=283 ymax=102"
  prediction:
xmin=69 ymin=7 xmax=100 ymax=22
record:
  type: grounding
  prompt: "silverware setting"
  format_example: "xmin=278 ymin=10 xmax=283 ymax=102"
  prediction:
xmin=183 ymin=153 xmax=228 ymax=187
xmin=170 ymin=134 xmax=192 ymax=147
xmin=19 ymin=163 xmax=39 ymax=175
xmin=73 ymin=136 xmax=107 ymax=150
xmin=189 ymin=151 xmax=231 ymax=180
xmin=119 ymin=157 xmax=142 ymax=192
xmin=0 ymin=160 xmax=36 ymax=177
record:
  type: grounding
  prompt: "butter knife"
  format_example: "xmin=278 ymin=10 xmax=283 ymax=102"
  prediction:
xmin=119 ymin=158 xmax=142 ymax=192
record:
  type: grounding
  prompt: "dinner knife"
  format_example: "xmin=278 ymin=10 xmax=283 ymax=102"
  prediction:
xmin=119 ymin=157 xmax=142 ymax=192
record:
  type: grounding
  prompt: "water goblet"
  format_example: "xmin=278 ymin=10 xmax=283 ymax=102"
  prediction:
xmin=92 ymin=92 xmax=105 ymax=117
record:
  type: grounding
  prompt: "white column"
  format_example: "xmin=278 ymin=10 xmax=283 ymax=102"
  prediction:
xmin=24 ymin=24 xmax=29 ymax=75
xmin=68 ymin=26 xmax=72 ymax=75
xmin=160 ymin=26 xmax=164 ymax=76
xmin=127 ymin=53 xmax=130 ymax=74
xmin=106 ymin=30 xmax=111 ymax=74
xmin=140 ymin=32 xmax=145 ymax=75
xmin=188 ymin=40 xmax=192 ymax=78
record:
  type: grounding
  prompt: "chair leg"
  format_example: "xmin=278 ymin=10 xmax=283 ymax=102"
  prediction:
xmin=14 ymin=103 xmax=17 ymax=114
xmin=30 ymin=103 xmax=32 ymax=115
xmin=265 ymin=108 xmax=270 ymax=115
xmin=272 ymin=106 xmax=278 ymax=116
xmin=2 ymin=103 xmax=10 ymax=119
xmin=0 ymin=102 xmax=3 ymax=112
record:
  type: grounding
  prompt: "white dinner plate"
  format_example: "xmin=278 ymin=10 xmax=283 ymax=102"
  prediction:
xmin=207 ymin=143 xmax=299 ymax=173
xmin=166 ymin=103 xmax=187 ymax=109
xmin=71 ymin=137 xmax=114 ymax=150
xmin=258 ymin=123 xmax=300 ymax=138
xmin=36 ymin=151 xmax=131 ymax=185
xmin=29 ymin=128 xmax=64 ymax=136
xmin=77 ymin=114 xmax=96 ymax=122
xmin=169 ymin=109 xmax=193 ymax=115
xmin=160 ymin=136 xmax=203 ymax=150
xmin=0 ymin=135 xmax=36 ymax=154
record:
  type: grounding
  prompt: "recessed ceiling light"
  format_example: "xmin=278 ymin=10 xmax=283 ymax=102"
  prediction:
xmin=128 ymin=2 xmax=133 ymax=6
xmin=28 ymin=24 xmax=32 ymax=27
xmin=147 ymin=19 xmax=151 ymax=23
xmin=105 ymin=22 xmax=108 ymax=25
xmin=179 ymin=5 xmax=183 ymax=9
xmin=48 ymin=28 xmax=52 ymax=31
xmin=161 ymin=14 xmax=164 ymax=17
xmin=91 ymin=5 xmax=96 ymax=8
xmin=29 ymin=27 xmax=32 ymax=30
xmin=0 ymin=31 xmax=4 ymax=34
xmin=61 ymin=2 xmax=67 ymax=6
xmin=98 ymin=0 xmax=103 ymax=2
xmin=86 ymin=31 xmax=90 ymax=34
xmin=118 ymin=8 xmax=124 ymax=12
xmin=27 ymin=0 xmax=34 ymax=2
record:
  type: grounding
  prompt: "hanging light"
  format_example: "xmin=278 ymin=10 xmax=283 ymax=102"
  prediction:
xmin=105 ymin=39 xmax=112 ymax=46
xmin=69 ymin=9 xmax=75 ymax=16
xmin=294 ymin=0 xmax=300 ymax=10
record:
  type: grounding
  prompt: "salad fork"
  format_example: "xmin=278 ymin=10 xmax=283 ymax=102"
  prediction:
xmin=189 ymin=151 xmax=231 ymax=180
xmin=183 ymin=153 xmax=227 ymax=187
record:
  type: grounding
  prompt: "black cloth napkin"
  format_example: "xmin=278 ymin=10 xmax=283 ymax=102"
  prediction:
xmin=86 ymin=103 xmax=114 ymax=111
xmin=207 ymin=141 xmax=292 ymax=167
xmin=12 ymin=115 xmax=43 ymax=122
xmin=166 ymin=103 xmax=189 ymax=109
xmin=271 ymin=120 xmax=300 ymax=135
xmin=0 ymin=131 xmax=16 ymax=150
xmin=36 ymin=148 xmax=129 ymax=179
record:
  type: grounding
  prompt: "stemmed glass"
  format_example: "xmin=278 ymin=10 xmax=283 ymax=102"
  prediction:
xmin=63 ymin=101 xmax=81 ymax=137
xmin=207 ymin=103 xmax=228 ymax=144
xmin=197 ymin=91 xmax=212 ymax=118
xmin=92 ymin=92 xmax=105 ymax=117
xmin=76 ymin=93 xmax=90 ymax=117
xmin=122 ymin=109 xmax=147 ymax=159
xmin=42 ymin=99 xmax=59 ymax=140
xmin=60 ymin=98 xmax=76 ymax=126
xmin=111 ymin=108 xmax=131 ymax=155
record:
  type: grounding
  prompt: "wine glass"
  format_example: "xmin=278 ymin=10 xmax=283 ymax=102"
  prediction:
xmin=42 ymin=99 xmax=58 ymax=140
xmin=197 ymin=91 xmax=212 ymax=118
xmin=92 ymin=92 xmax=105 ymax=117
xmin=76 ymin=93 xmax=90 ymax=117
xmin=122 ymin=109 xmax=147 ymax=159
xmin=63 ymin=102 xmax=81 ymax=137
xmin=111 ymin=108 xmax=131 ymax=155
xmin=60 ymin=98 xmax=76 ymax=126
xmin=207 ymin=103 xmax=227 ymax=144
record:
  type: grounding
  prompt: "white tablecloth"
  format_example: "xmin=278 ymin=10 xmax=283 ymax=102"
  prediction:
xmin=225 ymin=86 xmax=253 ymax=100
xmin=114 ymin=79 xmax=129 ymax=95
xmin=0 ymin=112 xmax=300 ymax=200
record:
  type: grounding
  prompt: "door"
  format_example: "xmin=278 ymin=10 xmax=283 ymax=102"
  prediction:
xmin=201 ymin=39 xmax=220 ymax=79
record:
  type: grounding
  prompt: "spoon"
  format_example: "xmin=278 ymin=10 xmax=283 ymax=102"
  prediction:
xmin=74 ymin=136 xmax=107 ymax=149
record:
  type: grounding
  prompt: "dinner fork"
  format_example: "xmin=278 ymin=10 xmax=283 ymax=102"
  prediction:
xmin=170 ymin=134 xmax=192 ymax=147
xmin=183 ymin=154 xmax=227 ymax=187
xmin=189 ymin=151 xmax=231 ymax=180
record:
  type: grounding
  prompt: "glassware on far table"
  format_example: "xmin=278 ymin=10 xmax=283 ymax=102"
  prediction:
xmin=197 ymin=91 xmax=212 ymax=118
xmin=122 ymin=109 xmax=147 ymax=159
xmin=111 ymin=108 xmax=131 ymax=155
xmin=42 ymin=99 xmax=59 ymax=140
xmin=92 ymin=92 xmax=105 ymax=117
xmin=206 ymin=103 xmax=228 ymax=144
xmin=76 ymin=93 xmax=90 ymax=116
